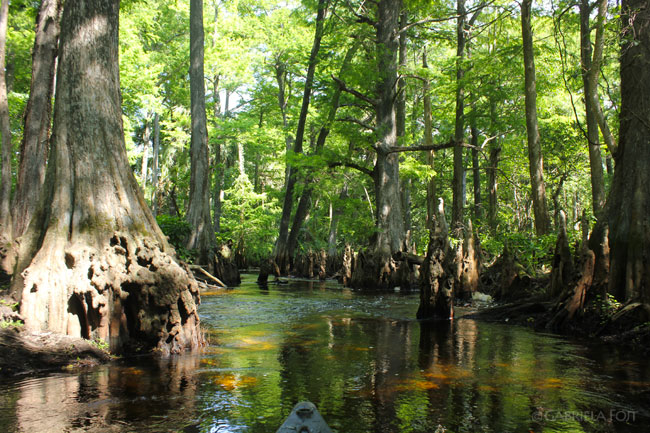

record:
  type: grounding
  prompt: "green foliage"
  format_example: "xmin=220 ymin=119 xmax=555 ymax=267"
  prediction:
xmin=156 ymin=215 xmax=191 ymax=246
xmin=155 ymin=215 xmax=197 ymax=263
xmin=3 ymin=0 xmax=620 ymax=277
xmin=219 ymin=174 xmax=281 ymax=264
xmin=0 ymin=319 xmax=24 ymax=329
xmin=0 ymin=299 xmax=19 ymax=311
xmin=592 ymin=294 xmax=623 ymax=325
xmin=482 ymin=232 xmax=557 ymax=275
xmin=89 ymin=338 xmax=110 ymax=352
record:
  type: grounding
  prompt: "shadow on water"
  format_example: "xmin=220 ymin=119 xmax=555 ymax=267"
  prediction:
xmin=1 ymin=274 xmax=649 ymax=432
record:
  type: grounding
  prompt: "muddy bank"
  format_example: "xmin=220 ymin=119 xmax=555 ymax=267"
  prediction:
xmin=465 ymin=297 xmax=650 ymax=355
xmin=0 ymin=327 xmax=111 ymax=377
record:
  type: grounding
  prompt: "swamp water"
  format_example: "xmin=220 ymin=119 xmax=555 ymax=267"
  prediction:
xmin=1 ymin=274 xmax=649 ymax=432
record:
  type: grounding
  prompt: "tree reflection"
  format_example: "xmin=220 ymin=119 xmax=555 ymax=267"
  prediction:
xmin=10 ymin=354 xmax=201 ymax=432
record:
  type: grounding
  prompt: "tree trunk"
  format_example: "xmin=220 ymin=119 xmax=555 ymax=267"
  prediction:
xmin=397 ymin=11 xmax=410 ymax=239
xmin=0 ymin=0 xmax=12 ymax=242
xmin=327 ymin=185 xmax=347 ymax=256
xmin=607 ymin=0 xmax=650 ymax=304
xmin=140 ymin=119 xmax=150 ymax=188
xmin=348 ymin=0 xmax=406 ymax=290
xmin=9 ymin=0 xmax=203 ymax=355
xmin=471 ymin=122 xmax=481 ymax=221
xmin=451 ymin=0 xmax=466 ymax=228
xmin=402 ymin=179 xmax=412 ymax=238
xmin=487 ymin=100 xmax=500 ymax=231
xmin=12 ymin=0 xmax=61 ymax=240
xmin=455 ymin=219 xmax=479 ymax=301
xmin=550 ymin=211 xmax=574 ymax=298
xmin=187 ymin=0 xmax=216 ymax=266
xmin=286 ymin=40 xmax=359 ymax=262
xmin=580 ymin=0 xmax=613 ymax=296
xmin=521 ymin=0 xmax=551 ymax=235
xmin=580 ymin=0 xmax=606 ymax=215
xmin=590 ymin=0 xmax=618 ymax=159
xmin=212 ymin=103 xmax=222 ymax=233
xmin=273 ymin=0 xmax=327 ymax=274
xmin=275 ymin=62 xmax=292 ymax=189
xmin=417 ymin=199 xmax=454 ymax=320
xmin=374 ymin=0 xmax=404 ymax=258
xmin=212 ymin=140 xmax=222 ymax=232
xmin=211 ymin=7 xmax=222 ymax=233
xmin=396 ymin=11 xmax=407 ymax=143
xmin=423 ymin=51 xmax=437 ymax=229
xmin=151 ymin=113 xmax=160 ymax=216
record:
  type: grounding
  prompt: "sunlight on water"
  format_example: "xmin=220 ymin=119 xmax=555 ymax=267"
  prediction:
xmin=0 ymin=273 xmax=649 ymax=432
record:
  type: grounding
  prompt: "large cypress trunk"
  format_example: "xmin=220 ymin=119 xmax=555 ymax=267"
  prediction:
xmin=374 ymin=0 xmax=404 ymax=258
xmin=12 ymin=0 xmax=61 ymax=240
xmin=187 ymin=0 xmax=216 ymax=267
xmin=349 ymin=0 xmax=406 ymax=291
xmin=10 ymin=0 xmax=203 ymax=355
xmin=608 ymin=0 xmax=650 ymax=304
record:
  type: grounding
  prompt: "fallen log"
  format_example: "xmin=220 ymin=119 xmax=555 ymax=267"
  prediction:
xmin=189 ymin=265 xmax=227 ymax=288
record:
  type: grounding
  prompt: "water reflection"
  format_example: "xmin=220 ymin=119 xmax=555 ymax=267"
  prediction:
xmin=1 ymin=275 xmax=649 ymax=432
xmin=1 ymin=355 xmax=202 ymax=432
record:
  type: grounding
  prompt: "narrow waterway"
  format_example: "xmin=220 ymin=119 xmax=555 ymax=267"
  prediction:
xmin=1 ymin=274 xmax=648 ymax=432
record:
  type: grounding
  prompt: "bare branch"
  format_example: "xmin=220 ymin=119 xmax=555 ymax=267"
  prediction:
xmin=386 ymin=139 xmax=479 ymax=154
xmin=328 ymin=160 xmax=374 ymax=177
xmin=332 ymin=75 xmax=378 ymax=106
xmin=399 ymin=0 xmax=495 ymax=35
xmin=336 ymin=116 xmax=376 ymax=131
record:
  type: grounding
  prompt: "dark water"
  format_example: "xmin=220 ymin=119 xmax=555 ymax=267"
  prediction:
xmin=1 ymin=274 xmax=649 ymax=432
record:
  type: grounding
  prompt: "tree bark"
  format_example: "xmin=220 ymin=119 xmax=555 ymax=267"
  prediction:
xmin=374 ymin=0 xmax=404 ymax=257
xmin=607 ymin=0 xmax=650 ymax=304
xmin=0 ymin=0 xmax=12 ymax=241
xmin=580 ymin=0 xmax=606 ymax=215
xmin=521 ymin=0 xmax=551 ymax=235
xmin=12 ymin=0 xmax=62 ymax=240
xmin=10 ymin=0 xmax=203 ymax=355
xmin=273 ymin=0 xmax=327 ymax=274
xmin=187 ymin=0 xmax=216 ymax=266
xmin=451 ymin=0 xmax=466 ymax=228
xmin=417 ymin=199 xmax=454 ymax=320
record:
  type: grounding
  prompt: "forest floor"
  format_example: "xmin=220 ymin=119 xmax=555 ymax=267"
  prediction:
xmin=0 ymin=294 xmax=111 ymax=377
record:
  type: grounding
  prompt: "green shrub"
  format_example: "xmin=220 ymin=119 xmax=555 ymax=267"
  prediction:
xmin=155 ymin=215 xmax=197 ymax=262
